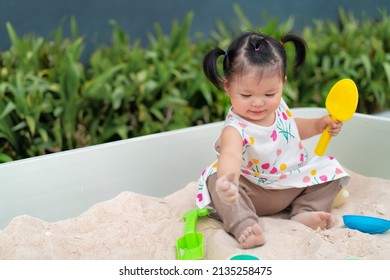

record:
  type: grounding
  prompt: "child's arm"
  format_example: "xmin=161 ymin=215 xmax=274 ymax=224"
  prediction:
xmin=295 ymin=116 xmax=343 ymax=140
xmin=215 ymin=126 xmax=243 ymax=205
xmin=217 ymin=126 xmax=243 ymax=179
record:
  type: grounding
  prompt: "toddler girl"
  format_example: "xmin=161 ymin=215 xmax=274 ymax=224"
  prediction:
xmin=196 ymin=32 xmax=350 ymax=249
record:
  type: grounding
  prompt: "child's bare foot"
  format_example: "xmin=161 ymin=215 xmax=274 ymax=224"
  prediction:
xmin=238 ymin=223 xmax=266 ymax=249
xmin=215 ymin=173 xmax=239 ymax=205
xmin=290 ymin=211 xmax=333 ymax=230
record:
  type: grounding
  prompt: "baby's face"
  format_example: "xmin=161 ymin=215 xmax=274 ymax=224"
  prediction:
xmin=224 ymin=71 xmax=285 ymax=126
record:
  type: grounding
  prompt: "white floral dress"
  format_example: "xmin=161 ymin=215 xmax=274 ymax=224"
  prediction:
xmin=196 ymin=98 xmax=350 ymax=208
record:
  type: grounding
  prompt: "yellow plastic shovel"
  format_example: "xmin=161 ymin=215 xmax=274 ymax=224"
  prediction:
xmin=314 ymin=79 xmax=358 ymax=156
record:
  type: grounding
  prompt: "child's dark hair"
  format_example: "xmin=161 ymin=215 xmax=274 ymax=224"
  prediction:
xmin=203 ymin=31 xmax=306 ymax=91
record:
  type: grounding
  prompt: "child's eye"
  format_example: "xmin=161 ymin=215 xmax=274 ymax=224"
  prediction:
xmin=240 ymin=94 xmax=251 ymax=98
xmin=265 ymin=93 xmax=276 ymax=97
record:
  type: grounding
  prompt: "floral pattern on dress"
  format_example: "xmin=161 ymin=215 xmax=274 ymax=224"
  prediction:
xmin=196 ymin=98 xmax=349 ymax=208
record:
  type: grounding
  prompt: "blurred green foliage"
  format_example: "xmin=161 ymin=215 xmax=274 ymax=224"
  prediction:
xmin=0 ymin=5 xmax=389 ymax=162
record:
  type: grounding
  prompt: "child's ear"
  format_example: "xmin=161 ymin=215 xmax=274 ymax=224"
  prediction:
xmin=222 ymin=78 xmax=230 ymax=93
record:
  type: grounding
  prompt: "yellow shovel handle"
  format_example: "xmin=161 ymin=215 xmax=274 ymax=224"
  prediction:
xmin=314 ymin=126 xmax=332 ymax=156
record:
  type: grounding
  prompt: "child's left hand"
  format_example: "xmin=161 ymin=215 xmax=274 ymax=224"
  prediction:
xmin=322 ymin=115 xmax=343 ymax=136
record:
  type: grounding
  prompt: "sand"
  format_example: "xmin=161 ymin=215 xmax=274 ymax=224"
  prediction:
xmin=0 ymin=170 xmax=389 ymax=260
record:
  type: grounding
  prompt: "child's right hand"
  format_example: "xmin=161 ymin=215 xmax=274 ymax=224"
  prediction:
xmin=215 ymin=172 xmax=239 ymax=205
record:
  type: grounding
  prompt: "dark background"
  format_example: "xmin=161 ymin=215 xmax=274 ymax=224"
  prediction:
xmin=1 ymin=0 xmax=389 ymax=59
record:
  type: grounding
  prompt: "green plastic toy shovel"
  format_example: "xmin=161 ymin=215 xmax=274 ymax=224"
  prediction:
xmin=314 ymin=79 xmax=358 ymax=156
xmin=176 ymin=208 xmax=210 ymax=260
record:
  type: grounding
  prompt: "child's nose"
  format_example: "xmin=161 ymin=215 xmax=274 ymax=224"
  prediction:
xmin=252 ymin=98 xmax=264 ymax=107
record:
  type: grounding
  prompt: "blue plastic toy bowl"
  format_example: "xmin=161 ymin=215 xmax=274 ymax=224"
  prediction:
xmin=343 ymin=215 xmax=390 ymax=234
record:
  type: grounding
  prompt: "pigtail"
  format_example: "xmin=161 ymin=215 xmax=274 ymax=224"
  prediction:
xmin=280 ymin=33 xmax=307 ymax=73
xmin=201 ymin=31 xmax=306 ymax=89
xmin=202 ymin=48 xmax=226 ymax=91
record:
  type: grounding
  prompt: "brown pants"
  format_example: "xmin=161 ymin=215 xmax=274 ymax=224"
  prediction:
xmin=207 ymin=173 xmax=342 ymax=240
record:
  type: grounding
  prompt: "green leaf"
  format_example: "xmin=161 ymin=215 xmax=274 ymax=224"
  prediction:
xmin=38 ymin=128 xmax=49 ymax=143
xmin=70 ymin=16 xmax=79 ymax=40
xmin=25 ymin=115 xmax=36 ymax=136
xmin=0 ymin=102 xmax=15 ymax=119
xmin=83 ymin=64 xmax=125 ymax=97
xmin=111 ymin=87 xmax=124 ymax=110
xmin=6 ymin=22 xmax=22 ymax=52
xmin=150 ymin=107 xmax=164 ymax=121
xmin=360 ymin=54 xmax=372 ymax=80
xmin=383 ymin=62 xmax=390 ymax=87
xmin=0 ymin=153 xmax=13 ymax=163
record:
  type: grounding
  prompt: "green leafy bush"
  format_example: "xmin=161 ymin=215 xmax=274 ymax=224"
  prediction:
xmin=0 ymin=6 xmax=389 ymax=162
xmin=296 ymin=9 xmax=390 ymax=113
